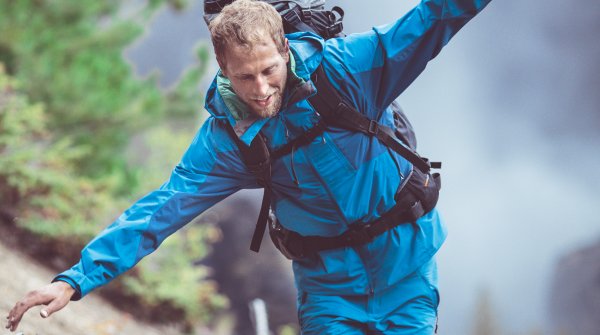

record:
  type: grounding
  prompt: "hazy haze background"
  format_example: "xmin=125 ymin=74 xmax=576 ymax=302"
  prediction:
xmin=126 ymin=1 xmax=600 ymax=334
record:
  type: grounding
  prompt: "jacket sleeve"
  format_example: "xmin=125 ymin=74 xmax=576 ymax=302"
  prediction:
xmin=321 ymin=0 xmax=492 ymax=118
xmin=53 ymin=118 xmax=256 ymax=300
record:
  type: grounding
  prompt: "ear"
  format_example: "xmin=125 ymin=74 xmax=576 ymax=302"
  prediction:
xmin=217 ymin=57 xmax=228 ymax=77
xmin=282 ymin=38 xmax=290 ymax=63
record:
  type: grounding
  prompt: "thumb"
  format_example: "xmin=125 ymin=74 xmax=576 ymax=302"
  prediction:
xmin=40 ymin=296 xmax=69 ymax=318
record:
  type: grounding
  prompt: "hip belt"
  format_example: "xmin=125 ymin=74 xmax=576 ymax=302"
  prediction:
xmin=269 ymin=170 xmax=441 ymax=260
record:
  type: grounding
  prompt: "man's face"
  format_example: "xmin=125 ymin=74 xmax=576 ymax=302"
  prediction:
xmin=221 ymin=37 xmax=289 ymax=119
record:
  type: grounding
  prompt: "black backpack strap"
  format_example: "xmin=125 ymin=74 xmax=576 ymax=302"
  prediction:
xmin=271 ymin=120 xmax=327 ymax=159
xmin=224 ymin=118 xmax=327 ymax=253
xmin=251 ymin=189 xmax=271 ymax=252
xmin=279 ymin=3 xmax=344 ymax=38
xmin=225 ymin=125 xmax=272 ymax=252
xmin=308 ymin=66 xmax=433 ymax=173
xmin=280 ymin=4 xmax=320 ymax=36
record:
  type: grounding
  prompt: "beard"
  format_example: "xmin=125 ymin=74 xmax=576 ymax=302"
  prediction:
xmin=249 ymin=90 xmax=283 ymax=119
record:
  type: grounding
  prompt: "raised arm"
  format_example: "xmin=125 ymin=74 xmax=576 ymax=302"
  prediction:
xmin=322 ymin=0 xmax=492 ymax=118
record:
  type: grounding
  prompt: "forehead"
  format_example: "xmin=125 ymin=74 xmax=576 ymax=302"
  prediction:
xmin=223 ymin=38 xmax=282 ymax=75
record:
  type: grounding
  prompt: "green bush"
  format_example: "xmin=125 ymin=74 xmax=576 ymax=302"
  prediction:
xmin=0 ymin=0 xmax=226 ymax=329
xmin=0 ymin=63 xmax=113 ymax=240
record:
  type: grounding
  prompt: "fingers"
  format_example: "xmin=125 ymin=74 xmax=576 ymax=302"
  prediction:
xmin=11 ymin=292 xmax=51 ymax=331
xmin=6 ymin=288 xmax=58 ymax=332
xmin=5 ymin=292 xmax=50 ymax=332
xmin=5 ymin=282 xmax=75 ymax=332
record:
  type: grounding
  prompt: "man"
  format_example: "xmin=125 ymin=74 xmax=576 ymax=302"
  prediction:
xmin=6 ymin=0 xmax=492 ymax=333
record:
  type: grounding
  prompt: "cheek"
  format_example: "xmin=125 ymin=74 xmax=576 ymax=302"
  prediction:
xmin=271 ymin=73 xmax=287 ymax=89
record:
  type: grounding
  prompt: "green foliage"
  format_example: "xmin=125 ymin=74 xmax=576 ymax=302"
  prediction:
xmin=279 ymin=324 xmax=300 ymax=335
xmin=122 ymin=224 xmax=228 ymax=325
xmin=0 ymin=0 xmax=226 ymax=328
xmin=1 ymin=1 xmax=164 ymax=188
xmin=0 ymin=64 xmax=116 ymax=241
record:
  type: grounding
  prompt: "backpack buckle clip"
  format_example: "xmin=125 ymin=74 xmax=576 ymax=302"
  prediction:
xmin=368 ymin=120 xmax=379 ymax=135
xmin=326 ymin=22 xmax=343 ymax=38
xmin=282 ymin=9 xmax=300 ymax=25
xmin=301 ymin=9 xmax=312 ymax=22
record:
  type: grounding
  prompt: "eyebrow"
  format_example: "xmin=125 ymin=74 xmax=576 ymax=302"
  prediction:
xmin=235 ymin=64 xmax=277 ymax=79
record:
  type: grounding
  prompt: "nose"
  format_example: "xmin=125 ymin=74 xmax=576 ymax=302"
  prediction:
xmin=254 ymin=75 xmax=269 ymax=96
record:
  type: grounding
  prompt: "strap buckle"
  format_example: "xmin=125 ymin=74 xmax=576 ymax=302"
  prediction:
xmin=368 ymin=120 xmax=379 ymax=135
xmin=326 ymin=22 xmax=343 ymax=38
xmin=282 ymin=9 xmax=300 ymax=25
xmin=301 ymin=9 xmax=312 ymax=22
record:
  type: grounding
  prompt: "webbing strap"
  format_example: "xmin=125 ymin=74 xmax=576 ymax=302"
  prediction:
xmin=308 ymin=66 xmax=432 ymax=173
xmin=280 ymin=6 xmax=319 ymax=35
xmin=280 ymin=4 xmax=344 ymax=39
xmin=225 ymin=125 xmax=273 ymax=252
xmin=299 ymin=196 xmax=426 ymax=255
xmin=250 ymin=188 xmax=271 ymax=252
xmin=271 ymin=120 xmax=327 ymax=159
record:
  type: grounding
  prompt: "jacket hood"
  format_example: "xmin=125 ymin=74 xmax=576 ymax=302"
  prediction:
xmin=204 ymin=32 xmax=324 ymax=128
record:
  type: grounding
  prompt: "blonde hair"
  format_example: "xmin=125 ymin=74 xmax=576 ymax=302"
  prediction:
xmin=208 ymin=0 xmax=286 ymax=67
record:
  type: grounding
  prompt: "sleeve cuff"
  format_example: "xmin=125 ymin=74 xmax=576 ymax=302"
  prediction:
xmin=52 ymin=274 xmax=83 ymax=301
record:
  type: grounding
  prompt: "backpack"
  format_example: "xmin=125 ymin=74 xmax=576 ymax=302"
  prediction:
xmin=204 ymin=0 xmax=438 ymax=256
xmin=204 ymin=0 xmax=345 ymax=39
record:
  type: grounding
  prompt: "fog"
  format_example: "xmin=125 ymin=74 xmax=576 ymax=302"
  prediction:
xmin=126 ymin=1 xmax=600 ymax=334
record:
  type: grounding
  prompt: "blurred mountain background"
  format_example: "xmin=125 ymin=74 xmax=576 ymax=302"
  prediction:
xmin=1 ymin=0 xmax=599 ymax=334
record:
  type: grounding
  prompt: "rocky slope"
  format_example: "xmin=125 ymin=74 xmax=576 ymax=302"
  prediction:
xmin=0 ymin=240 xmax=180 ymax=335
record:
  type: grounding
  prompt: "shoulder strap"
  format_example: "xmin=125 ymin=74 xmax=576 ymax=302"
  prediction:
xmin=279 ymin=3 xmax=344 ymax=38
xmin=308 ymin=66 xmax=436 ymax=173
xmin=225 ymin=125 xmax=272 ymax=252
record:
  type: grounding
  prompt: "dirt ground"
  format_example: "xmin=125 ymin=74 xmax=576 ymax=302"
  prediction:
xmin=0 ymin=240 xmax=182 ymax=335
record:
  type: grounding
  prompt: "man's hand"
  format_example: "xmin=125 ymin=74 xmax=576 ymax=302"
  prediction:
xmin=5 ymin=281 xmax=75 ymax=332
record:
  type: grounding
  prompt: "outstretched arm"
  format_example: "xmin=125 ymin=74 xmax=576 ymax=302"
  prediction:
xmin=5 ymin=118 xmax=255 ymax=331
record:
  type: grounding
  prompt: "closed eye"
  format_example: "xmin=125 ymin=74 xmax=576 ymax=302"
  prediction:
xmin=263 ymin=65 xmax=276 ymax=75
xmin=238 ymin=74 xmax=253 ymax=81
xmin=235 ymin=64 xmax=278 ymax=81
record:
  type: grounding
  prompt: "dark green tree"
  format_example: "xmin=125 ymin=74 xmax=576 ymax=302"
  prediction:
xmin=0 ymin=1 xmax=198 ymax=192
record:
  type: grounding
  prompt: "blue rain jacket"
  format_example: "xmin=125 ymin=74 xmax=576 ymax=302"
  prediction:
xmin=55 ymin=0 xmax=491 ymax=300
